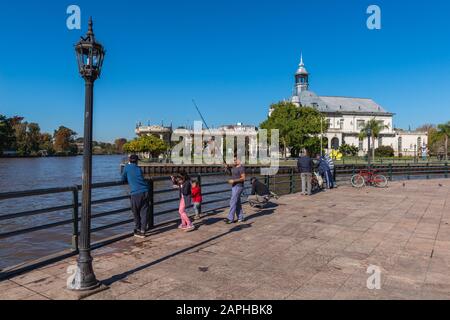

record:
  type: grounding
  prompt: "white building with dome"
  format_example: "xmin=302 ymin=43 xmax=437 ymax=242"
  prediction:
xmin=275 ymin=55 xmax=428 ymax=156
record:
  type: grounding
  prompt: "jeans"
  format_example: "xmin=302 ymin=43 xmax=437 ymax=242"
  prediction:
xmin=228 ymin=184 xmax=244 ymax=221
xmin=301 ymin=173 xmax=312 ymax=195
xmin=193 ymin=202 xmax=201 ymax=215
xmin=131 ymin=192 xmax=149 ymax=232
xmin=323 ymin=170 xmax=334 ymax=189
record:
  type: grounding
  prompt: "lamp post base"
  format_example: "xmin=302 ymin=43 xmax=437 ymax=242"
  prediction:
xmin=67 ymin=250 xmax=100 ymax=291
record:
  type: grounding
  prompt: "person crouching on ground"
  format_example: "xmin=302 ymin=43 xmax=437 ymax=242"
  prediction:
xmin=248 ymin=177 xmax=270 ymax=207
xmin=171 ymin=173 xmax=195 ymax=232
xmin=191 ymin=180 xmax=203 ymax=220
xmin=224 ymin=157 xmax=246 ymax=224
xmin=121 ymin=154 xmax=150 ymax=239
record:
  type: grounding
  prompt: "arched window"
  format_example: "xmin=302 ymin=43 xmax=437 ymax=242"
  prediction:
xmin=331 ymin=137 xmax=340 ymax=150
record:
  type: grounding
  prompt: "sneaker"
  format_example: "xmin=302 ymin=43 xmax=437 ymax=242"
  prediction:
xmin=194 ymin=214 xmax=201 ymax=220
xmin=224 ymin=219 xmax=234 ymax=224
xmin=178 ymin=224 xmax=185 ymax=229
xmin=134 ymin=230 xmax=146 ymax=239
xmin=238 ymin=218 xmax=245 ymax=223
xmin=184 ymin=225 xmax=195 ymax=232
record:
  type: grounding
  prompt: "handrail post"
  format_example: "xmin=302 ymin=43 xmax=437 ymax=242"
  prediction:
xmin=445 ymin=162 xmax=449 ymax=178
xmin=71 ymin=186 xmax=79 ymax=252
xmin=389 ymin=164 xmax=393 ymax=181
xmin=147 ymin=179 xmax=154 ymax=230
xmin=407 ymin=163 xmax=411 ymax=180
xmin=289 ymin=169 xmax=294 ymax=194
xmin=427 ymin=163 xmax=430 ymax=179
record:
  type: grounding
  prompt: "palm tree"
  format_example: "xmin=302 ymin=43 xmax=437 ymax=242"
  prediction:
xmin=359 ymin=118 xmax=390 ymax=160
xmin=437 ymin=121 xmax=450 ymax=161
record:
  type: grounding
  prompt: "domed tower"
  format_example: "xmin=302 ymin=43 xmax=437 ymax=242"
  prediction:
xmin=294 ymin=54 xmax=309 ymax=96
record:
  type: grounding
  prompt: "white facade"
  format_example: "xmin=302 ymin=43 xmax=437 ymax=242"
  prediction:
xmin=135 ymin=123 xmax=258 ymax=159
xmin=286 ymin=57 xmax=428 ymax=156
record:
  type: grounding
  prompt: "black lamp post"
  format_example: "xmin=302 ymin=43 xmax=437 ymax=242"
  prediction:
xmin=367 ymin=128 xmax=372 ymax=168
xmin=70 ymin=17 xmax=105 ymax=291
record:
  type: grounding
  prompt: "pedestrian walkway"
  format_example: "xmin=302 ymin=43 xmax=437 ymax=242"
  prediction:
xmin=1 ymin=179 xmax=450 ymax=300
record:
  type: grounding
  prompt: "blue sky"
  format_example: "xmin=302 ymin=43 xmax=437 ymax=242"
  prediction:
xmin=1 ymin=0 xmax=449 ymax=142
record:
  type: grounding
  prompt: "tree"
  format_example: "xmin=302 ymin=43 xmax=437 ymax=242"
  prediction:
xmin=260 ymin=102 xmax=327 ymax=157
xmin=437 ymin=121 xmax=450 ymax=160
xmin=53 ymin=126 xmax=78 ymax=155
xmin=359 ymin=118 xmax=389 ymax=159
xmin=114 ymin=138 xmax=127 ymax=154
xmin=39 ymin=133 xmax=54 ymax=155
xmin=0 ymin=115 xmax=16 ymax=155
xmin=123 ymin=135 xmax=169 ymax=159
xmin=27 ymin=123 xmax=41 ymax=154
xmin=339 ymin=143 xmax=359 ymax=157
xmin=13 ymin=120 xmax=29 ymax=156
xmin=375 ymin=146 xmax=395 ymax=157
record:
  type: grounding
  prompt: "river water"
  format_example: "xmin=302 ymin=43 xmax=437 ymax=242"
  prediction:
xmin=0 ymin=156 xmax=292 ymax=270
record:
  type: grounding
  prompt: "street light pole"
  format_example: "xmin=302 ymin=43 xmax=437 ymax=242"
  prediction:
xmin=367 ymin=128 xmax=372 ymax=168
xmin=69 ymin=17 xmax=105 ymax=291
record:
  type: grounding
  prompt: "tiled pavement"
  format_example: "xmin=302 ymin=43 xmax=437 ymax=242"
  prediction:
xmin=1 ymin=179 xmax=450 ymax=300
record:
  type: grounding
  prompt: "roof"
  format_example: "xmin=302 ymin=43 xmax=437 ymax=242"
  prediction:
xmin=295 ymin=90 xmax=392 ymax=115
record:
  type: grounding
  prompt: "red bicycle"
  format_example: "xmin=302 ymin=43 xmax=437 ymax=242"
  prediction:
xmin=351 ymin=168 xmax=388 ymax=188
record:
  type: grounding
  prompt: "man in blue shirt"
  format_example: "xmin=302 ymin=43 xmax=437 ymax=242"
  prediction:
xmin=121 ymin=155 xmax=150 ymax=238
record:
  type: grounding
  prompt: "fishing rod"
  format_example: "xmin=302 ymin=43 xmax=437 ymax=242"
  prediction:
xmin=191 ymin=99 xmax=229 ymax=166
xmin=192 ymin=99 xmax=211 ymax=133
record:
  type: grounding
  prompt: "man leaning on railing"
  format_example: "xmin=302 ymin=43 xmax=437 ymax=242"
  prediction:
xmin=121 ymin=154 xmax=150 ymax=239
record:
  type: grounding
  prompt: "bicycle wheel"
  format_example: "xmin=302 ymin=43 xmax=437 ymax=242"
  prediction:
xmin=373 ymin=175 xmax=388 ymax=188
xmin=351 ymin=174 xmax=365 ymax=188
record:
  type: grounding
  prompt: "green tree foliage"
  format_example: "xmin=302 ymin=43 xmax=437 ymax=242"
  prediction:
xmin=260 ymin=102 xmax=327 ymax=157
xmin=123 ymin=135 xmax=169 ymax=159
xmin=0 ymin=115 xmax=16 ymax=154
xmin=375 ymin=145 xmax=395 ymax=157
xmin=359 ymin=118 xmax=389 ymax=159
xmin=339 ymin=143 xmax=359 ymax=156
xmin=437 ymin=121 xmax=450 ymax=160
xmin=114 ymin=138 xmax=128 ymax=154
xmin=53 ymin=126 xmax=78 ymax=155
xmin=39 ymin=133 xmax=54 ymax=155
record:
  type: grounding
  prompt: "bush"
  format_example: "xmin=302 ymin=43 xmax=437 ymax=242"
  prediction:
xmin=375 ymin=146 xmax=395 ymax=157
xmin=339 ymin=144 xmax=359 ymax=156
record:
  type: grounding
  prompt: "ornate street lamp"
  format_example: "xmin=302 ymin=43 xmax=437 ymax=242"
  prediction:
xmin=366 ymin=128 xmax=372 ymax=168
xmin=69 ymin=17 xmax=105 ymax=291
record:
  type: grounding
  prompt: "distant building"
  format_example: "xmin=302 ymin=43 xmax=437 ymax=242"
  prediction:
xmin=135 ymin=122 xmax=258 ymax=159
xmin=273 ymin=55 xmax=428 ymax=156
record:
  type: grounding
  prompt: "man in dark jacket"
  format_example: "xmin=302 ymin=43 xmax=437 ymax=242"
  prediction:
xmin=297 ymin=151 xmax=314 ymax=195
xmin=121 ymin=155 xmax=150 ymax=238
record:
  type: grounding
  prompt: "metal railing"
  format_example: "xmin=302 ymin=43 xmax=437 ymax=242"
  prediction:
xmin=0 ymin=170 xmax=300 ymax=279
xmin=334 ymin=163 xmax=450 ymax=181
xmin=1 ymin=163 xmax=447 ymax=279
